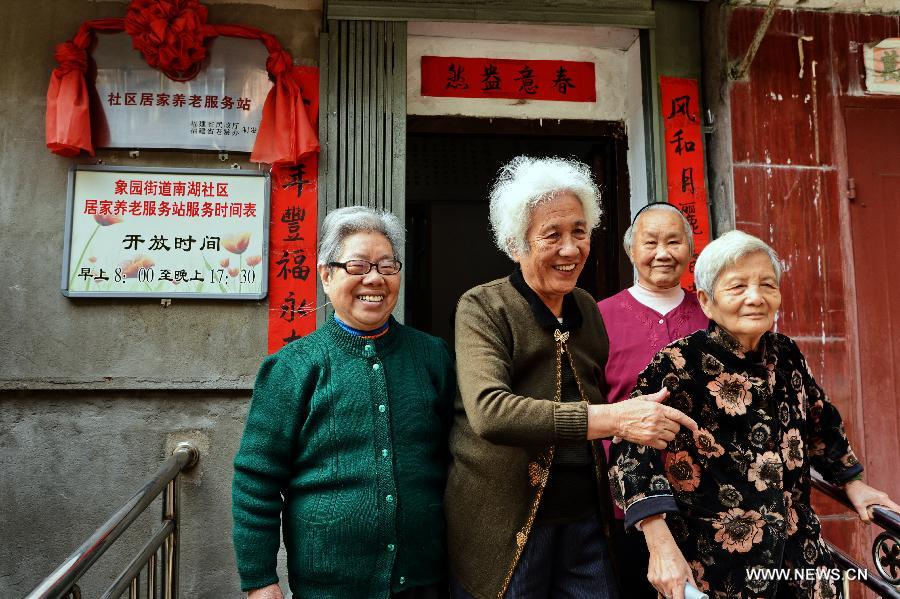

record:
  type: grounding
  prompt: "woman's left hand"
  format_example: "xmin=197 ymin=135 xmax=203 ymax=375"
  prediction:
xmin=844 ymin=480 xmax=900 ymax=523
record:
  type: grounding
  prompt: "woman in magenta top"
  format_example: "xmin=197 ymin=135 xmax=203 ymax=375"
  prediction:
xmin=598 ymin=202 xmax=708 ymax=599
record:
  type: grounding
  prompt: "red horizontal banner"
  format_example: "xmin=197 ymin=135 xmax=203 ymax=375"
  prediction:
xmin=421 ymin=56 xmax=596 ymax=102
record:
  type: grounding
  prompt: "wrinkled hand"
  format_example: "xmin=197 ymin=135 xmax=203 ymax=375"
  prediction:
xmin=248 ymin=583 xmax=284 ymax=599
xmin=643 ymin=516 xmax=696 ymax=599
xmin=844 ymin=480 xmax=900 ymax=524
xmin=611 ymin=388 xmax=698 ymax=450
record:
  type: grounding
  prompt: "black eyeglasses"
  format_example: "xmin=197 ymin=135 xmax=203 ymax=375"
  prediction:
xmin=328 ymin=259 xmax=403 ymax=276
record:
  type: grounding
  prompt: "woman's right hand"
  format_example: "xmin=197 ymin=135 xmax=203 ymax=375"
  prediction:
xmin=248 ymin=583 xmax=284 ymax=599
xmin=594 ymin=387 xmax=698 ymax=449
xmin=642 ymin=516 xmax=697 ymax=599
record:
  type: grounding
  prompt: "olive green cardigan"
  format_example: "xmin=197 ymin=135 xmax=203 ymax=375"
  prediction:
xmin=445 ymin=275 xmax=616 ymax=599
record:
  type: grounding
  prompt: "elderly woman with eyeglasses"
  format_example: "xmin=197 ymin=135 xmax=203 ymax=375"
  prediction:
xmin=610 ymin=230 xmax=900 ymax=599
xmin=597 ymin=202 xmax=709 ymax=599
xmin=446 ymin=157 xmax=698 ymax=599
xmin=233 ymin=206 xmax=455 ymax=599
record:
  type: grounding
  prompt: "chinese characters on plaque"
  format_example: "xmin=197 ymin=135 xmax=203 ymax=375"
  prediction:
xmin=660 ymin=76 xmax=711 ymax=292
xmin=63 ymin=166 xmax=269 ymax=299
xmin=92 ymin=34 xmax=271 ymax=152
xmin=421 ymin=56 xmax=596 ymax=103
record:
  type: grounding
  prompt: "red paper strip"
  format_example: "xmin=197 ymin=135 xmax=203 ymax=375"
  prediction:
xmin=660 ymin=76 xmax=711 ymax=292
xmin=267 ymin=66 xmax=319 ymax=353
xmin=421 ymin=56 xmax=596 ymax=102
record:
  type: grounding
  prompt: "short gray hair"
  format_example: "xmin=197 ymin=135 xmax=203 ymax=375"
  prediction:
xmin=623 ymin=203 xmax=695 ymax=259
xmin=488 ymin=156 xmax=601 ymax=258
xmin=694 ymin=230 xmax=783 ymax=296
xmin=317 ymin=206 xmax=405 ymax=266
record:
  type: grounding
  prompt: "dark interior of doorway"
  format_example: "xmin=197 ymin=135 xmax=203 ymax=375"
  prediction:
xmin=405 ymin=116 xmax=633 ymax=347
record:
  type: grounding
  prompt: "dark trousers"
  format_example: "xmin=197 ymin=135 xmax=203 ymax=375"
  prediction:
xmin=612 ymin=519 xmax=658 ymax=599
xmin=451 ymin=515 xmax=619 ymax=599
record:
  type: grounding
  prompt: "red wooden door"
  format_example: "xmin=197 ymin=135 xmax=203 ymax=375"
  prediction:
xmin=844 ymin=104 xmax=900 ymax=504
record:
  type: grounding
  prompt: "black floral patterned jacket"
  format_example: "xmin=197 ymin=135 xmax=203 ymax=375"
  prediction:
xmin=609 ymin=323 xmax=862 ymax=599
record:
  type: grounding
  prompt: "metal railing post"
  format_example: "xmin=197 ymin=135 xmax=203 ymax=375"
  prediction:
xmin=161 ymin=480 xmax=174 ymax=599
xmin=26 ymin=441 xmax=198 ymax=599
xmin=147 ymin=553 xmax=156 ymax=599
xmin=170 ymin=475 xmax=181 ymax=599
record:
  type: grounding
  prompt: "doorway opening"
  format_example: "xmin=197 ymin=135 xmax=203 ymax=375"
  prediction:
xmin=405 ymin=116 xmax=633 ymax=346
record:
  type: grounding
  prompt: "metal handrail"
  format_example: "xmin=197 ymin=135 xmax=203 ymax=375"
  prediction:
xmin=811 ymin=469 xmax=900 ymax=598
xmin=812 ymin=472 xmax=900 ymax=536
xmin=25 ymin=442 xmax=199 ymax=599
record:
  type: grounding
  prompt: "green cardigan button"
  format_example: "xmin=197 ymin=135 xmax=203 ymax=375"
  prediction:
xmin=378 ymin=404 xmax=386 ymax=413
xmin=385 ymin=494 xmax=394 ymax=503
xmin=372 ymin=363 xmax=381 ymax=371
xmin=387 ymin=543 xmax=395 ymax=552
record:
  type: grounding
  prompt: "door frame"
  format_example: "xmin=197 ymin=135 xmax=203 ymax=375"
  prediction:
xmin=406 ymin=114 xmax=634 ymax=303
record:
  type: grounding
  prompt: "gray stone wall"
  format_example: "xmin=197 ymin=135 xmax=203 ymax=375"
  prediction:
xmin=0 ymin=1 xmax=319 ymax=596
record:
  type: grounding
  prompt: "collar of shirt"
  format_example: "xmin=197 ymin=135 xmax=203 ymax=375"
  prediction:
xmin=707 ymin=321 xmax=770 ymax=365
xmin=627 ymin=283 xmax=685 ymax=316
xmin=509 ymin=267 xmax=583 ymax=333
xmin=325 ymin=314 xmax=401 ymax=356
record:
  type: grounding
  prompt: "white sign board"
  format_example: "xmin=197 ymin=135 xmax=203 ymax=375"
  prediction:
xmin=62 ymin=166 xmax=269 ymax=299
xmin=92 ymin=34 xmax=272 ymax=151
xmin=864 ymin=38 xmax=900 ymax=95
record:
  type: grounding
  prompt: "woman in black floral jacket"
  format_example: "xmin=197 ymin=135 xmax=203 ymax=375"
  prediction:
xmin=609 ymin=230 xmax=899 ymax=599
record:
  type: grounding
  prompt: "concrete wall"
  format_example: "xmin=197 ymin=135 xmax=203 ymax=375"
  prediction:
xmin=0 ymin=1 xmax=320 ymax=596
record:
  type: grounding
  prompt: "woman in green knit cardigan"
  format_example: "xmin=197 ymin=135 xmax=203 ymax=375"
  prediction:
xmin=233 ymin=206 xmax=455 ymax=599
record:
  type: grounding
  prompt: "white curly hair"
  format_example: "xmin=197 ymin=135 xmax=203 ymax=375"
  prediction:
xmin=488 ymin=156 xmax=602 ymax=258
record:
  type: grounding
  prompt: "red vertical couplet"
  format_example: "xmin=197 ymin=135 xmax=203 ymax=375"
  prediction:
xmin=267 ymin=67 xmax=319 ymax=353
xmin=659 ymin=76 xmax=711 ymax=292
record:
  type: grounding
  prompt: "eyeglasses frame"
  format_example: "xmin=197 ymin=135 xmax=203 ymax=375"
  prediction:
xmin=326 ymin=259 xmax=403 ymax=276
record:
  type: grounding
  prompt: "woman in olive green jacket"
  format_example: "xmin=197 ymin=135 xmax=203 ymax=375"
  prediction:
xmin=446 ymin=156 xmax=698 ymax=599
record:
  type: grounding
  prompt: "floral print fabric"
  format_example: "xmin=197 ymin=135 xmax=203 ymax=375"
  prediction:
xmin=609 ymin=324 xmax=862 ymax=598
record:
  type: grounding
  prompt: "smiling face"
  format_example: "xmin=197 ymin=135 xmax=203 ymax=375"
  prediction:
xmin=698 ymin=251 xmax=782 ymax=351
xmin=630 ymin=209 xmax=693 ymax=291
xmin=319 ymin=230 xmax=400 ymax=331
xmin=513 ymin=192 xmax=590 ymax=315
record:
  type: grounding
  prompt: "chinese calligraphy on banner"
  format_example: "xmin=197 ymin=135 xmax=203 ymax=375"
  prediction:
xmin=659 ymin=76 xmax=711 ymax=291
xmin=267 ymin=67 xmax=319 ymax=354
xmin=63 ymin=166 xmax=269 ymax=298
xmin=421 ymin=56 xmax=596 ymax=102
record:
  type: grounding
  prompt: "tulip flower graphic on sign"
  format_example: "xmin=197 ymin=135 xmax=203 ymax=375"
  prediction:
xmin=70 ymin=215 xmax=125 ymax=289
xmin=94 ymin=214 xmax=124 ymax=226
xmin=246 ymin=255 xmax=261 ymax=267
xmin=121 ymin=255 xmax=155 ymax=278
xmin=223 ymin=233 xmax=251 ymax=254
xmin=117 ymin=255 xmax=156 ymax=291
xmin=223 ymin=232 xmax=252 ymax=292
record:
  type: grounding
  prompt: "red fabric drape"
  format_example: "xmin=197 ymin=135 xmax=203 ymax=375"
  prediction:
xmin=46 ymin=19 xmax=124 ymax=156
xmin=45 ymin=8 xmax=319 ymax=164
xmin=212 ymin=24 xmax=319 ymax=165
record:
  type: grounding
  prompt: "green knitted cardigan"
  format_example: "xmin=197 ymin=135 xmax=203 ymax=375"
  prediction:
xmin=232 ymin=315 xmax=455 ymax=598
